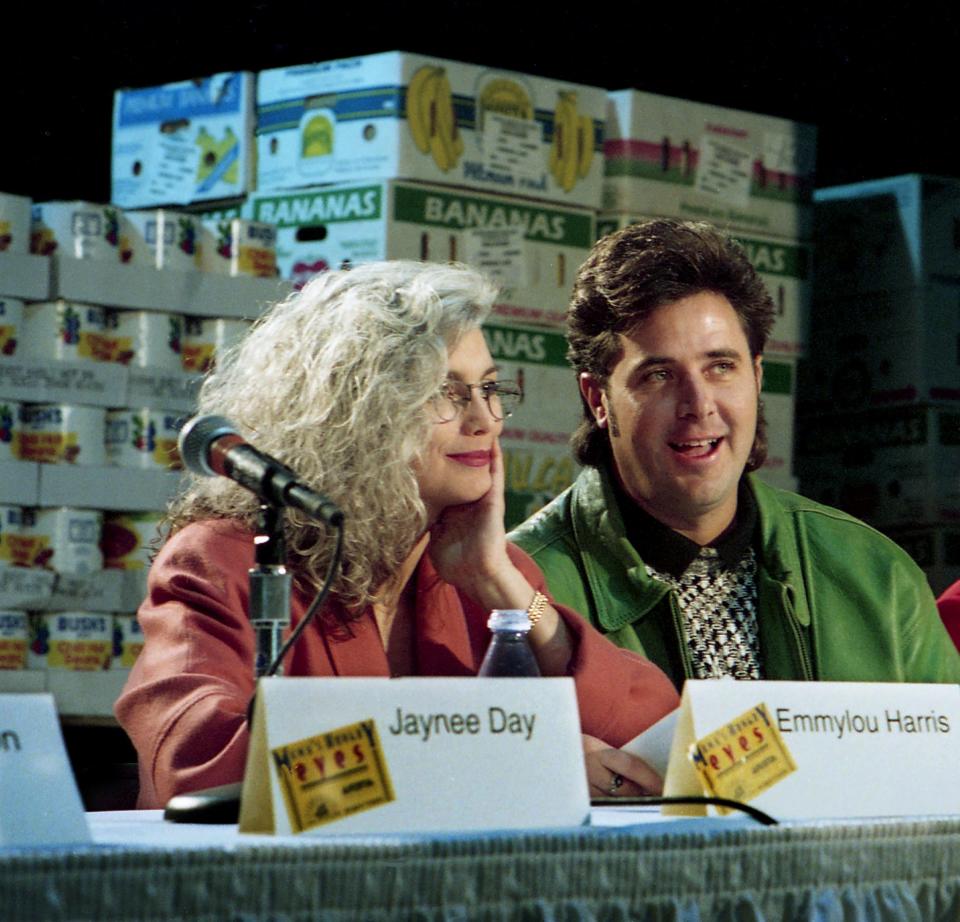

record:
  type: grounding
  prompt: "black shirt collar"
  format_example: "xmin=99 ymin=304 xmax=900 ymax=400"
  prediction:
xmin=612 ymin=473 xmax=758 ymax=578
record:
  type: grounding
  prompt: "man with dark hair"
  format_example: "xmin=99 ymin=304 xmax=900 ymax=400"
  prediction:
xmin=510 ymin=218 xmax=960 ymax=688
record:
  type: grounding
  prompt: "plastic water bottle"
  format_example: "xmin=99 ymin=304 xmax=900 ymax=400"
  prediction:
xmin=478 ymin=609 xmax=541 ymax=677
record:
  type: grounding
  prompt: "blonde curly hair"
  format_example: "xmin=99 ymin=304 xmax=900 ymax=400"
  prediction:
xmin=167 ymin=260 xmax=496 ymax=615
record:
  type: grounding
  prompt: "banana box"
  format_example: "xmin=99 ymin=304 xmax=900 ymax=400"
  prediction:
xmin=754 ymin=358 xmax=797 ymax=490
xmin=0 ymin=191 xmax=31 ymax=254
xmin=814 ymin=175 xmax=960 ymax=296
xmin=30 ymin=202 xmax=124 ymax=260
xmin=0 ymin=297 xmax=22 ymax=357
xmin=248 ymin=180 xmax=595 ymax=326
xmin=795 ymin=404 xmax=960 ymax=528
xmin=597 ymin=214 xmax=811 ymax=358
xmin=604 ymin=89 xmax=817 ymax=241
xmin=111 ymin=72 xmax=255 ymax=208
xmin=481 ymin=319 xmax=580 ymax=528
xmin=256 ymin=52 xmax=606 ymax=209
xmin=200 ymin=218 xmax=278 ymax=277
xmin=883 ymin=526 xmax=960 ymax=597
xmin=800 ymin=284 xmax=960 ymax=414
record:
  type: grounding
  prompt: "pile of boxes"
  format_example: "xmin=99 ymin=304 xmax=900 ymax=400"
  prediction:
xmin=104 ymin=56 xmax=826 ymax=524
xmin=597 ymin=89 xmax=818 ymax=492
xmin=796 ymin=174 xmax=960 ymax=593
xmin=112 ymin=52 xmax=610 ymax=526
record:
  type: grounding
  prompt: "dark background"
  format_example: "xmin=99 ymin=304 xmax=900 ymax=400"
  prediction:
xmin=5 ymin=3 xmax=956 ymax=203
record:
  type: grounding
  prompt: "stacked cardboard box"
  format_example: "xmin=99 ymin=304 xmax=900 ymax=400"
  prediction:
xmin=247 ymin=51 xmax=612 ymax=526
xmin=797 ymin=175 xmax=960 ymax=592
xmin=598 ymin=91 xmax=818 ymax=491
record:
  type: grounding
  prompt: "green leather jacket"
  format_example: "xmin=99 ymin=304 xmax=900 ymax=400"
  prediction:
xmin=509 ymin=465 xmax=960 ymax=690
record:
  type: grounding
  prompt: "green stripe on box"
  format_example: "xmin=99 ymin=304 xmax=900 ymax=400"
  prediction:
xmin=733 ymin=236 xmax=809 ymax=280
xmin=250 ymin=186 xmax=383 ymax=226
xmin=762 ymin=361 xmax=793 ymax=395
xmin=483 ymin=323 xmax=571 ymax=369
xmin=393 ymin=184 xmax=593 ymax=248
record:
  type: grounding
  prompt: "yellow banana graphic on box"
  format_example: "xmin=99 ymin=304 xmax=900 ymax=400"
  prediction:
xmin=577 ymin=114 xmax=594 ymax=179
xmin=407 ymin=65 xmax=462 ymax=171
xmin=550 ymin=92 xmax=593 ymax=192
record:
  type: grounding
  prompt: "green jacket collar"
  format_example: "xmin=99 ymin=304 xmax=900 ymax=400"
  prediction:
xmin=568 ymin=465 xmax=810 ymax=631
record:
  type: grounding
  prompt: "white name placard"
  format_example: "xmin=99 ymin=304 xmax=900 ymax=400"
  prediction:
xmin=239 ymin=676 xmax=589 ymax=836
xmin=0 ymin=694 xmax=90 ymax=846
xmin=663 ymin=680 xmax=960 ymax=820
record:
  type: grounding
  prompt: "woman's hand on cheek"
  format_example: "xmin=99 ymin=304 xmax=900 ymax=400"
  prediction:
xmin=428 ymin=438 xmax=511 ymax=596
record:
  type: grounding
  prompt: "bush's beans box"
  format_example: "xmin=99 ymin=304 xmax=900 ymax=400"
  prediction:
xmin=20 ymin=507 xmax=103 ymax=574
xmin=0 ymin=297 xmax=23 ymax=357
xmin=112 ymin=613 xmax=144 ymax=668
xmin=0 ymin=191 xmax=32 ymax=254
xmin=123 ymin=209 xmax=203 ymax=271
xmin=0 ymin=402 xmax=20 ymax=461
xmin=102 ymin=511 xmax=163 ymax=569
xmin=0 ymin=505 xmax=23 ymax=566
xmin=18 ymin=404 xmax=106 ymax=465
xmin=101 ymin=309 xmax=183 ymax=369
xmin=201 ymin=218 xmax=278 ymax=277
xmin=105 ymin=410 xmax=182 ymax=470
xmin=19 ymin=301 xmax=108 ymax=362
xmin=30 ymin=201 xmax=124 ymax=260
xmin=182 ymin=316 xmax=251 ymax=373
xmin=0 ymin=611 xmax=29 ymax=670
xmin=29 ymin=611 xmax=112 ymax=671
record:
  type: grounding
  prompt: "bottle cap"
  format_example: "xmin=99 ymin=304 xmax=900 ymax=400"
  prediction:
xmin=487 ymin=609 xmax=530 ymax=632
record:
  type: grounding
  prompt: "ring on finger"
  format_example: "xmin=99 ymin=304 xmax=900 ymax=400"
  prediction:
xmin=608 ymin=772 xmax=624 ymax=796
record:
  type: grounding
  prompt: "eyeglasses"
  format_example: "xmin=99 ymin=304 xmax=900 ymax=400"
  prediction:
xmin=431 ymin=380 xmax=523 ymax=422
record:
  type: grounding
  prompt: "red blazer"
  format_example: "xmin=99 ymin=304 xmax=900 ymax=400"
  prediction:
xmin=116 ymin=519 xmax=679 ymax=808
xmin=938 ymin=580 xmax=960 ymax=652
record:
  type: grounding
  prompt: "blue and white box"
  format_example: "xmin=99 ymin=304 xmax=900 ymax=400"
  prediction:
xmin=111 ymin=72 xmax=255 ymax=208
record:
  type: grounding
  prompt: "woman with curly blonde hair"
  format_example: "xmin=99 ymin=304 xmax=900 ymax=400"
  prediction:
xmin=116 ymin=260 xmax=678 ymax=808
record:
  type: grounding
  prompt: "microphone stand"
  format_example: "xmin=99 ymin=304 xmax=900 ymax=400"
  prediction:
xmin=165 ymin=502 xmax=291 ymax=824
xmin=249 ymin=503 xmax=292 ymax=679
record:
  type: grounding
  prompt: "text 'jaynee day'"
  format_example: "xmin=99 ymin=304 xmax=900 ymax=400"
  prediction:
xmin=387 ymin=707 xmax=536 ymax=741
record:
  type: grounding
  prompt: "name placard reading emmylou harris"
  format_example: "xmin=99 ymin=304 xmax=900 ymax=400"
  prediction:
xmin=663 ymin=681 xmax=960 ymax=820
xmin=239 ymin=677 xmax=588 ymax=836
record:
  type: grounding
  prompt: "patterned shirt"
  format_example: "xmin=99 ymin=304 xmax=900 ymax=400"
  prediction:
xmin=617 ymin=478 xmax=764 ymax=679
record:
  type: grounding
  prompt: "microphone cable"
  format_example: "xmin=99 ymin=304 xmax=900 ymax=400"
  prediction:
xmin=266 ymin=517 xmax=345 ymax=679
xmin=590 ymin=795 xmax=777 ymax=826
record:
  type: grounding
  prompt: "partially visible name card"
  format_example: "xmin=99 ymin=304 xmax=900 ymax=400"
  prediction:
xmin=239 ymin=677 xmax=589 ymax=836
xmin=0 ymin=694 xmax=91 ymax=846
xmin=663 ymin=680 xmax=960 ymax=820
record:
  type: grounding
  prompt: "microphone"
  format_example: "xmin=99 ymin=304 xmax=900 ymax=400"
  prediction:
xmin=178 ymin=415 xmax=344 ymax=527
